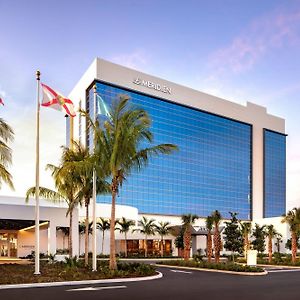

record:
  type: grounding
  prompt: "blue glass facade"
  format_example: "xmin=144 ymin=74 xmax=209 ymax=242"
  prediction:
xmin=264 ymin=129 xmax=286 ymax=218
xmin=88 ymin=81 xmax=253 ymax=220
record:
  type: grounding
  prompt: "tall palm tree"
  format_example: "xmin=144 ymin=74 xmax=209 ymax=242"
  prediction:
xmin=205 ymin=215 xmax=213 ymax=263
xmin=59 ymin=141 xmax=110 ymax=265
xmin=211 ymin=210 xmax=222 ymax=263
xmin=137 ymin=216 xmax=156 ymax=258
xmin=240 ymin=221 xmax=252 ymax=259
xmin=282 ymin=208 xmax=300 ymax=263
xmin=89 ymin=96 xmax=178 ymax=270
xmin=155 ymin=221 xmax=171 ymax=257
xmin=97 ymin=218 xmax=110 ymax=254
xmin=116 ymin=217 xmax=135 ymax=257
xmin=266 ymin=224 xmax=279 ymax=263
xmin=0 ymin=118 xmax=14 ymax=189
xmin=181 ymin=214 xmax=198 ymax=261
xmin=26 ymin=163 xmax=80 ymax=256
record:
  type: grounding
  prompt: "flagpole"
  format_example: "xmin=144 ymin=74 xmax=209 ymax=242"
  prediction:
xmin=34 ymin=70 xmax=41 ymax=275
xmin=92 ymin=84 xmax=97 ymax=271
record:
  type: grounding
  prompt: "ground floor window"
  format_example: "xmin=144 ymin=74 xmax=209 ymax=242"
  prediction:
xmin=0 ymin=232 xmax=18 ymax=257
xmin=117 ymin=239 xmax=172 ymax=257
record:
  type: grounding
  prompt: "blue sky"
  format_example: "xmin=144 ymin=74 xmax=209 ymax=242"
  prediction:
xmin=0 ymin=0 xmax=300 ymax=209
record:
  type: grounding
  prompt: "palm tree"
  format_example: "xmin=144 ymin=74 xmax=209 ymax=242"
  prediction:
xmin=282 ymin=208 xmax=300 ymax=263
xmin=155 ymin=221 xmax=171 ymax=257
xmin=89 ymin=96 xmax=178 ymax=270
xmin=116 ymin=217 xmax=135 ymax=257
xmin=58 ymin=141 xmax=110 ymax=265
xmin=240 ymin=222 xmax=252 ymax=259
xmin=26 ymin=163 xmax=80 ymax=256
xmin=211 ymin=210 xmax=222 ymax=263
xmin=205 ymin=215 xmax=213 ymax=263
xmin=266 ymin=224 xmax=279 ymax=263
xmin=0 ymin=118 xmax=14 ymax=189
xmin=97 ymin=218 xmax=110 ymax=254
xmin=137 ymin=216 xmax=156 ymax=258
xmin=181 ymin=214 xmax=198 ymax=261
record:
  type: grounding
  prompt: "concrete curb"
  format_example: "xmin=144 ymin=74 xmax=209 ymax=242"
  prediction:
xmin=155 ymin=264 xmax=268 ymax=276
xmin=0 ymin=271 xmax=163 ymax=290
xmin=257 ymin=264 xmax=300 ymax=269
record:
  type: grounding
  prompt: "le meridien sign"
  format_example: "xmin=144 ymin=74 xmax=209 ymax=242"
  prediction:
xmin=133 ymin=77 xmax=172 ymax=94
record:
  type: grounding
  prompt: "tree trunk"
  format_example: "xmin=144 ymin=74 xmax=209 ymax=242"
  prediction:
xmin=268 ymin=236 xmax=273 ymax=263
xmin=214 ymin=227 xmax=221 ymax=263
xmin=125 ymin=232 xmax=128 ymax=258
xmin=102 ymin=231 xmax=105 ymax=254
xmin=207 ymin=232 xmax=212 ymax=263
xmin=69 ymin=210 xmax=73 ymax=257
xmin=84 ymin=202 xmax=89 ymax=265
xmin=109 ymin=180 xmax=117 ymax=270
xmin=291 ymin=231 xmax=297 ymax=264
xmin=183 ymin=228 xmax=191 ymax=261
xmin=145 ymin=235 xmax=148 ymax=258
xmin=244 ymin=234 xmax=249 ymax=259
xmin=161 ymin=236 xmax=164 ymax=257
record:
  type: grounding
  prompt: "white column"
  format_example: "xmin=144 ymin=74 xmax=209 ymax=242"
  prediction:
xmin=47 ymin=222 xmax=57 ymax=255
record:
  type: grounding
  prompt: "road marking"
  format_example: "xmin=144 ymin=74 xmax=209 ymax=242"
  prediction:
xmin=170 ymin=269 xmax=192 ymax=274
xmin=268 ymin=269 xmax=300 ymax=273
xmin=67 ymin=285 xmax=127 ymax=291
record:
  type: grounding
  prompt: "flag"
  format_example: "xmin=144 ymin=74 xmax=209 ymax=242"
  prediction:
xmin=0 ymin=98 xmax=4 ymax=106
xmin=96 ymin=94 xmax=110 ymax=118
xmin=41 ymin=83 xmax=76 ymax=117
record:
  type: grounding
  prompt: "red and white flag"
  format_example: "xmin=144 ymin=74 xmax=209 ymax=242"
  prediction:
xmin=0 ymin=98 xmax=4 ymax=106
xmin=41 ymin=83 xmax=76 ymax=117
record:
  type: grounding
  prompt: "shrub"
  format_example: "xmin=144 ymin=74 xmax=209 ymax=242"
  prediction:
xmin=157 ymin=259 xmax=264 ymax=273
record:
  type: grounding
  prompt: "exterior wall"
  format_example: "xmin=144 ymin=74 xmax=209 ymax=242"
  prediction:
xmin=69 ymin=58 xmax=286 ymax=220
xmin=0 ymin=196 xmax=79 ymax=257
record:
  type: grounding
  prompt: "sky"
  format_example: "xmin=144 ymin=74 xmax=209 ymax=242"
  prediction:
xmin=0 ymin=0 xmax=300 ymax=209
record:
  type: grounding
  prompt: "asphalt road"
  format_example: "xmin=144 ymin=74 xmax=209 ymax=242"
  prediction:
xmin=1 ymin=267 xmax=300 ymax=300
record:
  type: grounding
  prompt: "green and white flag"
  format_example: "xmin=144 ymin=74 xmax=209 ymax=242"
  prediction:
xmin=96 ymin=94 xmax=110 ymax=118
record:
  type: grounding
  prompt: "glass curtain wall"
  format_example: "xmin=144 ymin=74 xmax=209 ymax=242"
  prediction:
xmin=88 ymin=82 xmax=252 ymax=220
xmin=264 ymin=129 xmax=286 ymax=217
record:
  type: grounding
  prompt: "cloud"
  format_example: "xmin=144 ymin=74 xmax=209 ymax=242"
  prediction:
xmin=110 ymin=49 xmax=149 ymax=70
xmin=208 ymin=9 xmax=300 ymax=75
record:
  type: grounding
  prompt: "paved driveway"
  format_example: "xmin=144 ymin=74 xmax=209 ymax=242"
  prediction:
xmin=1 ymin=266 xmax=300 ymax=300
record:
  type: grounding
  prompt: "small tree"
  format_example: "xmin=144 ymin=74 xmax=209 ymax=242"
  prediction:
xmin=97 ymin=218 xmax=110 ymax=254
xmin=137 ymin=216 xmax=156 ymax=258
xmin=155 ymin=221 xmax=171 ymax=257
xmin=181 ymin=214 xmax=198 ymax=261
xmin=275 ymin=233 xmax=283 ymax=253
xmin=211 ymin=210 xmax=222 ymax=263
xmin=175 ymin=229 xmax=184 ymax=257
xmin=205 ymin=216 xmax=213 ymax=263
xmin=251 ymin=224 xmax=266 ymax=255
xmin=265 ymin=224 xmax=279 ymax=263
xmin=223 ymin=212 xmax=243 ymax=261
xmin=240 ymin=221 xmax=252 ymax=259
xmin=116 ymin=217 xmax=135 ymax=257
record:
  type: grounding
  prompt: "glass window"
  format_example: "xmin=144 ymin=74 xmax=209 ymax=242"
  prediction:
xmin=264 ymin=129 xmax=286 ymax=217
xmin=90 ymin=82 xmax=253 ymax=220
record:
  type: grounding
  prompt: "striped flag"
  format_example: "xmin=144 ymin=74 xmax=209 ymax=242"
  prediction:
xmin=41 ymin=83 xmax=76 ymax=117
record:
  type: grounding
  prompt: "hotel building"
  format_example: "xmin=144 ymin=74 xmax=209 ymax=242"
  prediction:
xmin=0 ymin=58 xmax=287 ymax=258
